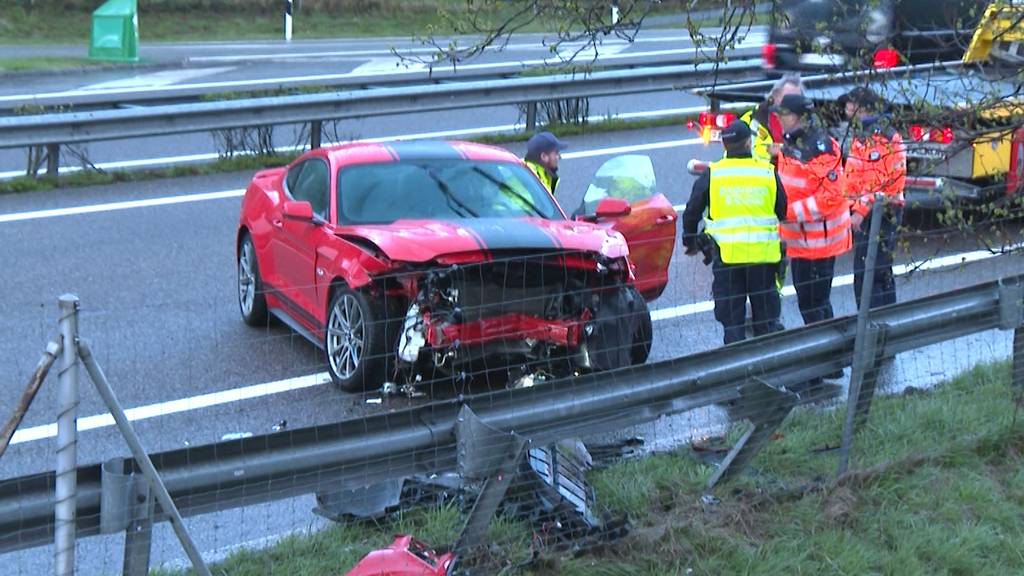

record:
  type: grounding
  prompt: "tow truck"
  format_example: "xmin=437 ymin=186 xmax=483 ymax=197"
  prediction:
xmin=689 ymin=1 xmax=1024 ymax=210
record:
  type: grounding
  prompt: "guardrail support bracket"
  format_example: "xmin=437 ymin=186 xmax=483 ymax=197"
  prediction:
xmin=707 ymin=378 xmax=797 ymax=488
xmin=454 ymin=405 xmax=527 ymax=556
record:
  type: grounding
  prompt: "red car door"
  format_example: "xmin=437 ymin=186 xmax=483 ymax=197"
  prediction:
xmin=270 ymin=157 xmax=333 ymax=329
xmin=574 ymin=155 xmax=677 ymax=301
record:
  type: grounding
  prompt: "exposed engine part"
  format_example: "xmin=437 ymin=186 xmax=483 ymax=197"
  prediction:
xmin=508 ymin=370 xmax=552 ymax=390
xmin=398 ymin=303 xmax=427 ymax=363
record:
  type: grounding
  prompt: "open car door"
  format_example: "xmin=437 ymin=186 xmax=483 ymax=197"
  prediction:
xmin=573 ymin=155 xmax=676 ymax=301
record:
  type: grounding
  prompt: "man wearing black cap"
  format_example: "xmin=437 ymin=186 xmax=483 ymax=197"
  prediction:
xmin=682 ymin=120 xmax=788 ymax=344
xmin=773 ymin=93 xmax=853 ymax=331
xmin=523 ymin=131 xmax=568 ymax=194
xmin=842 ymin=87 xmax=905 ymax=310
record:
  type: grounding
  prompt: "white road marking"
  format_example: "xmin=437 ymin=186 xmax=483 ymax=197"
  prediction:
xmin=10 ymin=373 xmax=330 ymax=445
xmin=348 ymin=57 xmax=426 ymax=75
xmin=1 ymin=102 xmax=748 ymax=180
xmin=8 ymin=244 xmax=1014 ymax=445
xmin=184 ymin=32 xmax=753 ymax=63
xmin=650 ymin=244 xmax=1021 ymax=321
xmin=79 ymin=67 xmax=237 ymax=91
xmin=0 ymin=189 xmax=246 ymax=223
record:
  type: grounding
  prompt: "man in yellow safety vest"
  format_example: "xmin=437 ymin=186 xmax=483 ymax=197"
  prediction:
xmin=523 ymin=131 xmax=568 ymax=194
xmin=682 ymin=120 xmax=789 ymax=344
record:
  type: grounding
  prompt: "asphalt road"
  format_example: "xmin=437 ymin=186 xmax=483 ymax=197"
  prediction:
xmin=0 ymin=27 xmax=766 ymax=178
xmin=2 ymin=129 xmax=1023 ymax=573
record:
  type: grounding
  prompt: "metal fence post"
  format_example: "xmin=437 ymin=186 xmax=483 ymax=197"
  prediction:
xmin=837 ymin=197 xmax=884 ymax=476
xmin=0 ymin=340 xmax=61 ymax=461
xmin=77 ymin=339 xmax=211 ymax=576
xmin=55 ymin=295 xmax=80 ymax=576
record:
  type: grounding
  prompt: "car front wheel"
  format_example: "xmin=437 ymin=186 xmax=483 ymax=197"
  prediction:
xmin=238 ymin=234 xmax=268 ymax=326
xmin=631 ymin=291 xmax=653 ymax=365
xmin=325 ymin=286 xmax=389 ymax=392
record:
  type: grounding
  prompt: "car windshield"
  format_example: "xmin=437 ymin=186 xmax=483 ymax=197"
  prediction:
xmin=337 ymin=160 xmax=563 ymax=224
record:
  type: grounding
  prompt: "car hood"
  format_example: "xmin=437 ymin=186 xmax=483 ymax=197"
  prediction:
xmin=337 ymin=218 xmax=629 ymax=263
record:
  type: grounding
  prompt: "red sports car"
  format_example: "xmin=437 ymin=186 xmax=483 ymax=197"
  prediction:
xmin=236 ymin=140 xmax=676 ymax=392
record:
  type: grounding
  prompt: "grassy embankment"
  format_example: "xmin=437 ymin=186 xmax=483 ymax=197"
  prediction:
xmin=156 ymin=360 xmax=1024 ymax=575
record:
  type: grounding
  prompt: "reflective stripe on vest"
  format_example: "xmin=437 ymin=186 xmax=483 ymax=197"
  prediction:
xmin=777 ymin=145 xmax=852 ymax=259
xmin=705 ymin=157 xmax=781 ymax=264
xmin=846 ymin=131 xmax=907 ymax=206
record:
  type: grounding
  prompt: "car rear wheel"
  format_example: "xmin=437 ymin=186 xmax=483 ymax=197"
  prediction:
xmin=325 ymin=286 xmax=389 ymax=392
xmin=238 ymin=234 xmax=268 ymax=326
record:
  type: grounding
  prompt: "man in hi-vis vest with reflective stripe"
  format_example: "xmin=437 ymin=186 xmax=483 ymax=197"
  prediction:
xmin=774 ymin=94 xmax=853 ymax=331
xmin=683 ymin=120 xmax=788 ymax=345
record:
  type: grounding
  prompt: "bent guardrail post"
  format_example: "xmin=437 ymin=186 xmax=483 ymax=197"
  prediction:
xmin=852 ymin=324 xmax=891 ymax=430
xmin=77 ymin=339 xmax=212 ymax=576
xmin=707 ymin=378 xmax=798 ymax=487
xmin=55 ymin=295 xmax=80 ymax=576
xmin=838 ymin=197 xmax=885 ymax=476
xmin=453 ymin=406 xmax=527 ymax=556
xmin=0 ymin=340 xmax=61 ymax=461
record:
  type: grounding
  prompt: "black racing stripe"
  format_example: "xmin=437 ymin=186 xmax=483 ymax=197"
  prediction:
xmin=387 ymin=140 xmax=463 ymax=162
xmin=457 ymin=218 xmax=558 ymax=252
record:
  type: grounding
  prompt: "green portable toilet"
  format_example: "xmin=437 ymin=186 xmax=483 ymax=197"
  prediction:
xmin=89 ymin=0 xmax=139 ymax=62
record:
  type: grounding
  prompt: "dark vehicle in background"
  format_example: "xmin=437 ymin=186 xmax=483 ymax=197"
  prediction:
xmin=764 ymin=0 xmax=989 ymax=71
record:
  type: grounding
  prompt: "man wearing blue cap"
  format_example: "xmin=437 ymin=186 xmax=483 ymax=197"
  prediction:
xmin=524 ymin=131 xmax=568 ymax=194
xmin=683 ymin=120 xmax=788 ymax=344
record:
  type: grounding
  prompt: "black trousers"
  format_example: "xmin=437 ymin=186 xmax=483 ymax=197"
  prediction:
xmin=853 ymin=204 xmax=903 ymax=310
xmin=712 ymin=261 xmax=784 ymax=345
xmin=790 ymin=256 xmax=836 ymax=325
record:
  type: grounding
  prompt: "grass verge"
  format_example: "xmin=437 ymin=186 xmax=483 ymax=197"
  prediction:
xmin=158 ymin=361 xmax=1024 ymax=575
xmin=554 ymin=360 xmax=1024 ymax=575
xmin=0 ymin=56 xmax=104 ymax=73
xmin=0 ymin=113 xmax=694 ymax=196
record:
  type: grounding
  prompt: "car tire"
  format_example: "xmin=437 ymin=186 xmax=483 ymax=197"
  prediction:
xmin=631 ymin=293 xmax=653 ymax=366
xmin=237 ymin=233 xmax=269 ymax=326
xmin=325 ymin=286 xmax=390 ymax=392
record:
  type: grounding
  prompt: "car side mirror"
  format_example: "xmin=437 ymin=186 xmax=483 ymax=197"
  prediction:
xmin=594 ymin=197 xmax=631 ymax=219
xmin=283 ymin=200 xmax=314 ymax=221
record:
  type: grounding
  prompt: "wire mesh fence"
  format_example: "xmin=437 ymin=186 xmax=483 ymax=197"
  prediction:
xmin=2 ymin=194 xmax=1024 ymax=574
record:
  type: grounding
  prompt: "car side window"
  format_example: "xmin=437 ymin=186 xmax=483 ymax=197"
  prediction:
xmin=288 ymin=158 xmax=330 ymax=220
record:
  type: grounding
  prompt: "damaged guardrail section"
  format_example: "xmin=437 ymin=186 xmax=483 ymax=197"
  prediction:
xmin=1 ymin=272 xmax=1022 ymax=558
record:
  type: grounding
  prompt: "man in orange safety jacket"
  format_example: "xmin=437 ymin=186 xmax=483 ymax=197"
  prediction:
xmin=841 ymin=87 xmax=906 ymax=310
xmin=773 ymin=94 xmax=853 ymax=327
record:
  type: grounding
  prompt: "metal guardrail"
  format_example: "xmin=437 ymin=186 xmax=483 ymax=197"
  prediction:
xmin=0 ymin=47 xmax=760 ymax=113
xmin=0 ymin=59 xmax=763 ymax=151
xmin=2 ymin=272 xmax=1022 ymax=555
